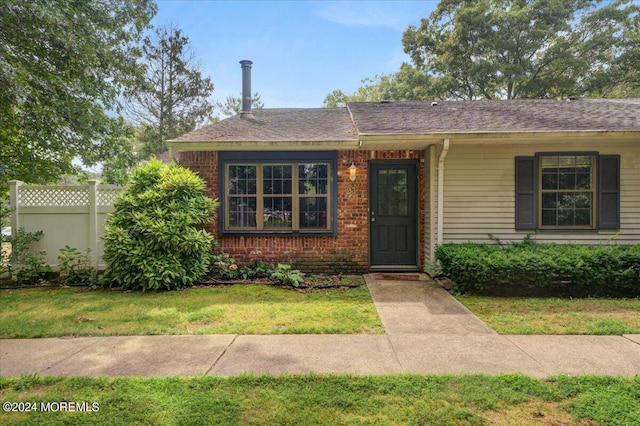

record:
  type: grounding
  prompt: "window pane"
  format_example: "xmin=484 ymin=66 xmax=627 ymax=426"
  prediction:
xmin=559 ymin=192 xmax=576 ymax=209
xmin=264 ymin=197 xmax=292 ymax=228
xmin=263 ymin=165 xmax=292 ymax=195
xmin=299 ymin=197 xmax=328 ymax=229
xmin=575 ymin=156 xmax=593 ymax=167
xmin=228 ymin=165 xmax=257 ymax=195
xmin=576 ymin=173 xmax=591 ymax=189
xmin=542 ymin=193 xmax=557 ymax=209
xmin=377 ymin=169 xmax=407 ymax=216
xmin=541 ymin=209 xmax=557 ymax=226
xmin=264 ymin=179 xmax=272 ymax=194
xmin=299 ymin=164 xmax=328 ymax=194
xmin=560 ymin=173 xmax=575 ymax=189
xmin=542 ymin=155 xmax=593 ymax=191
xmin=574 ymin=193 xmax=591 ymax=209
xmin=541 ymin=193 xmax=592 ymax=227
xmin=575 ymin=209 xmax=591 ymax=226
xmin=541 ymin=156 xmax=559 ymax=168
xmin=541 ymin=171 xmax=558 ymax=190
xmin=228 ymin=197 xmax=256 ymax=227
xmin=557 ymin=209 xmax=574 ymax=226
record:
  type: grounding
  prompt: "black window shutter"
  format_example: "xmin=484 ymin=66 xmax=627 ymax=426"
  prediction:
xmin=515 ymin=156 xmax=537 ymax=230
xmin=598 ymin=155 xmax=620 ymax=229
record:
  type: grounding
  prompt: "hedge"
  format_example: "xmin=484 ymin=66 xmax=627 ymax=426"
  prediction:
xmin=434 ymin=241 xmax=640 ymax=296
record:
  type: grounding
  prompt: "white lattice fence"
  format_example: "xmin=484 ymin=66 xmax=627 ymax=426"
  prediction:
xmin=9 ymin=180 xmax=124 ymax=269
xmin=19 ymin=186 xmax=90 ymax=206
xmin=97 ymin=187 xmax=122 ymax=206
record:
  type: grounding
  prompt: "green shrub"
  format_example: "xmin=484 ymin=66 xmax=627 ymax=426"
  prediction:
xmin=211 ymin=251 xmax=274 ymax=281
xmin=271 ymin=264 xmax=306 ymax=287
xmin=211 ymin=251 xmax=240 ymax=279
xmin=57 ymin=246 xmax=95 ymax=285
xmin=102 ymin=159 xmax=217 ymax=291
xmin=2 ymin=228 xmax=51 ymax=284
xmin=434 ymin=241 xmax=640 ymax=295
xmin=210 ymin=252 xmax=302 ymax=286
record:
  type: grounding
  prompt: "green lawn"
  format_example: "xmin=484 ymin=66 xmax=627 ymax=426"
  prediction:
xmin=3 ymin=281 xmax=640 ymax=338
xmin=1 ymin=374 xmax=638 ymax=425
xmin=457 ymin=296 xmax=640 ymax=335
xmin=0 ymin=282 xmax=384 ymax=337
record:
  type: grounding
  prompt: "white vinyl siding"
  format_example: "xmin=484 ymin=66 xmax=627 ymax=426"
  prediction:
xmin=436 ymin=141 xmax=639 ymax=245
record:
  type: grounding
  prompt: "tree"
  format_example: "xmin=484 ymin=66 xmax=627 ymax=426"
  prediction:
xmin=323 ymin=63 xmax=436 ymax=107
xmin=99 ymin=119 xmax=138 ymax=186
xmin=126 ymin=24 xmax=215 ymax=157
xmin=325 ymin=0 xmax=639 ymax=103
xmin=0 ymin=0 xmax=157 ymax=195
xmin=401 ymin=0 xmax=640 ymax=100
xmin=216 ymin=93 xmax=264 ymax=118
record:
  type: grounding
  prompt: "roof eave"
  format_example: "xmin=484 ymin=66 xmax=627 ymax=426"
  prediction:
xmin=358 ymin=130 xmax=640 ymax=149
xmin=166 ymin=139 xmax=359 ymax=151
xmin=167 ymin=130 xmax=639 ymax=152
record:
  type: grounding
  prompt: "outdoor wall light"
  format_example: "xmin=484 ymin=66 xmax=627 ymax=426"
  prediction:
xmin=349 ymin=163 xmax=357 ymax=182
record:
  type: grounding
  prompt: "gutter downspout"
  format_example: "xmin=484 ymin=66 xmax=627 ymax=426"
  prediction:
xmin=437 ymin=139 xmax=450 ymax=245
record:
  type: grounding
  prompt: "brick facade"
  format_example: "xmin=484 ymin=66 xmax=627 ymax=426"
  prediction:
xmin=179 ymin=149 xmax=425 ymax=274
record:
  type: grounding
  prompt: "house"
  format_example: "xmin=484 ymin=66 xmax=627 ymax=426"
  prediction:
xmin=168 ymin=61 xmax=640 ymax=274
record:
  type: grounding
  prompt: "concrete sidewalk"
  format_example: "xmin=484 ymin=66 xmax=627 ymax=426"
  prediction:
xmin=1 ymin=273 xmax=639 ymax=378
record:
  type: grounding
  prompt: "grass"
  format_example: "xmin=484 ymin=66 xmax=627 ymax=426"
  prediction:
xmin=457 ymin=296 xmax=640 ymax=335
xmin=0 ymin=281 xmax=384 ymax=338
xmin=1 ymin=374 xmax=638 ymax=425
xmin=3 ymin=277 xmax=640 ymax=337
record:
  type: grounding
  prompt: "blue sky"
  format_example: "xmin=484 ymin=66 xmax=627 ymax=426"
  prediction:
xmin=152 ymin=1 xmax=439 ymax=110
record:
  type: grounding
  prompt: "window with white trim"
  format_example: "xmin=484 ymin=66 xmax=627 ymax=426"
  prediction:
xmin=540 ymin=154 xmax=595 ymax=229
xmin=515 ymin=152 xmax=620 ymax=231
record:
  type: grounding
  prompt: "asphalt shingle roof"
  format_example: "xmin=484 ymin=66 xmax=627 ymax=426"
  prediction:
xmin=170 ymin=99 xmax=640 ymax=144
xmin=170 ymin=108 xmax=357 ymax=143
xmin=347 ymin=99 xmax=640 ymax=134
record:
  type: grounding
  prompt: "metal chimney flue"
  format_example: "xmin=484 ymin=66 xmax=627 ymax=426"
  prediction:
xmin=240 ymin=60 xmax=253 ymax=118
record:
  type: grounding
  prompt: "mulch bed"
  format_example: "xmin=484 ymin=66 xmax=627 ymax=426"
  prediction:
xmin=1 ymin=275 xmax=363 ymax=292
xmin=195 ymin=275 xmax=362 ymax=292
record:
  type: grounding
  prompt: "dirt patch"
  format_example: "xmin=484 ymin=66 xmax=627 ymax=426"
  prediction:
xmin=482 ymin=400 xmax=595 ymax=426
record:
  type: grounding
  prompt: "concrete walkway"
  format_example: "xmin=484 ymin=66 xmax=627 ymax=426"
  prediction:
xmin=1 ymin=273 xmax=639 ymax=378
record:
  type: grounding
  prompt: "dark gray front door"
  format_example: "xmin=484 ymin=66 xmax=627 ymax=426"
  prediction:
xmin=369 ymin=161 xmax=419 ymax=270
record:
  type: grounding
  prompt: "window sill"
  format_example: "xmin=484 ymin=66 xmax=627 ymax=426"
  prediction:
xmin=519 ymin=228 xmax=600 ymax=233
xmin=220 ymin=230 xmax=337 ymax=237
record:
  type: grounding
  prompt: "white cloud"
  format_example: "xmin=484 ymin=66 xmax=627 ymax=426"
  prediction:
xmin=313 ymin=1 xmax=417 ymax=31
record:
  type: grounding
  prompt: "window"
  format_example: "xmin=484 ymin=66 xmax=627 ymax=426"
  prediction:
xmin=515 ymin=153 xmax=620 ymax=231
xmin=540 ymin=155 xmax=595 ymax=229
xmin=220 ymin=152 xmax=336 ymax=234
